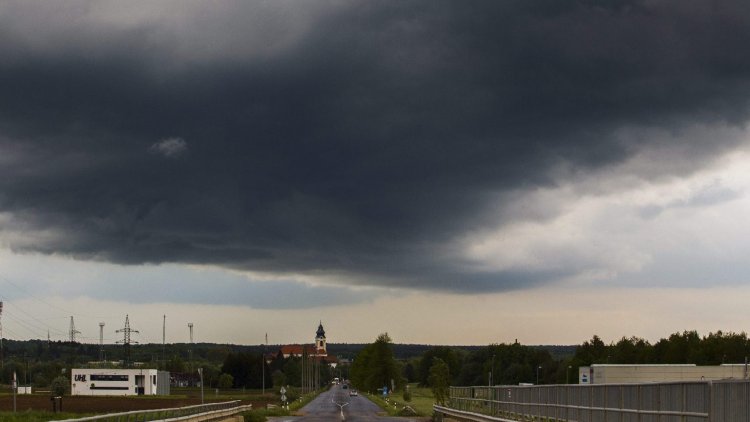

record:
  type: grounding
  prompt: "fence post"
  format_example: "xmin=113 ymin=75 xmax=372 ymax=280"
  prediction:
xmin=681 ymin=383 xmax=686 ymax=422
xmin=657 ymin=384 xmax=661 ymax=422
xmin=637 ymin=384 xmax=641 ymax=422
xmin=621 ymin=384 xmax=624 ymax=422
xmin=604 ymin=384 xmax=608 ymax=422
xmin=708 ymin=381 xmax=714 ymax=422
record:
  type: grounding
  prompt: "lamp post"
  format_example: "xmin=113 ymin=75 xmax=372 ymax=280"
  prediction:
xmin=536 ymin=365 xmax=541 ymax=385
xmin=198 ymin=368 xmax=204 ymax=404
xmin=567 ymin=365 xmax=572 ymax=384
xmin=490 ymin=354 xmax=495 ymax=387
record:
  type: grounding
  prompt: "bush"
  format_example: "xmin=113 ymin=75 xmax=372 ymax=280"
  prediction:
xmin=282 ymin=385 xmax=300 ymax=402
xmin=50 ymin=376 xmax=69 ymax=396
xmin=33 ymin=374 xmax=49 ymax=388
xmin=398 ymin=406 xmax=417 ymax=416
xmin=242 ymin=407 xmax=290 ymax=422
xmin=218 ymin=373 xmax=234 ymax=389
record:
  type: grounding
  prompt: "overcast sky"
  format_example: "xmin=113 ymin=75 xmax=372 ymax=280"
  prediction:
xmin=2 ymin=0 xmax=750 ymax=346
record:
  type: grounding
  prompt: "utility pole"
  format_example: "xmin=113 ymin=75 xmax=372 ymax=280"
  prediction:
xmin=116 ymin=315 xmax=139 ymax=367
xmin=69 ymin=316 xmax=81 ymax=343
xmin=188 ymin=323 xmax=194 ymax=374
xmin=99 ymin=322 xmax=105 ymax=362
xmin=162 ymin=315 xmax=166 ymax=369
xmin=0 ymin=301 xmax=3 ymax=369
xmin=262 ymin=333 xmax=267 ymax=395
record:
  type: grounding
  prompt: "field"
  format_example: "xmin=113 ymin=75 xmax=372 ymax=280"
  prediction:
xmin=0 ymin=388 xmax=274 ymax=420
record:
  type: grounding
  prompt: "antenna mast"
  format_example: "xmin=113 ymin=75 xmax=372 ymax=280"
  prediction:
xmin=99 ymin=322 xmax=105 ymax=362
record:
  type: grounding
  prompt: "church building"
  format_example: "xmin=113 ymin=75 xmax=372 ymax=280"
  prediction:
xmin=276 ymin=322 xmax=337 ymax=366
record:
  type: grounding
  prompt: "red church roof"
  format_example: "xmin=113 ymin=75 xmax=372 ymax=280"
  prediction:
xmin=279 ymin=344 xmax=319 ymax=356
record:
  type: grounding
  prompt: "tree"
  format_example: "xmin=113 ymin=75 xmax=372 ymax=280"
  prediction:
xmin=166 ymin=355 xmax=186 ymax=373
xmin=403 ymin=360 xmax=417 ymax=383
xmin=50 ymin=376 xmax=69 ymax=396
xmin=272 ymin=370 xmax=286 ymax=388
xmin=418 ymin=347 xmax=459 ymax=386
xmin=350 ymin=333 xmax=404 ymax=393
xmin=221 ymin=352 xmax=270 ymax=388
xmin=403 ymin=385 xmax=412 ymax=402
xmin=428 ymin=358 xmax=450 ymax=405
xmin=218 ymin=373 xmax=234 ymax=389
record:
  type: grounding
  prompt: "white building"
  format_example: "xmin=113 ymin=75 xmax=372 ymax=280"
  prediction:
xmin=579 ymin=364 xmax=750 ymax=384
xmin=71 ymin=368 xmax=170 ymax=396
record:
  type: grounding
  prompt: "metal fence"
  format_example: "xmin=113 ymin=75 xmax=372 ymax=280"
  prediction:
xmin=54 ymin=400 xmax=245 ymax=422
xmin=446 ymin=380 xmax=750 ymax=422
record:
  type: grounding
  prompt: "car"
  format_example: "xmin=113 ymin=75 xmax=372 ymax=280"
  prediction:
xmin=342 ymin=384 xmax=348 ymax=389
xmin=349 ymin=389 xmax=358 ymax=396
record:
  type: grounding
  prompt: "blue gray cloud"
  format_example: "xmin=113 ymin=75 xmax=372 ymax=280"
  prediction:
xmin=2 ymin=1 xmax=750 ymax=293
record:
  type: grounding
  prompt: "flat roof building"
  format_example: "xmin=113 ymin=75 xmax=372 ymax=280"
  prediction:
xmin=71 ymin=368 xmax=170 ymax=396
xmin=579 ymin=364 xmax=750 ymax=384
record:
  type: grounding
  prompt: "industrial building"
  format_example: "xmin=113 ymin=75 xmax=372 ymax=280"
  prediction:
xmin=71 ymin=368 xmax=170 ymax=396
xmin=579 ymin=364 xmax=750 ymax=384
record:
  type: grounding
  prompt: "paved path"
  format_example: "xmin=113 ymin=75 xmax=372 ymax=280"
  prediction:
xmin=270 ymin=385 xmax=422 ymax=422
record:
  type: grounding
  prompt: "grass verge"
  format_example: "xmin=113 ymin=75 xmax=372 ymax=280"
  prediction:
xmin=364 ymin=384 xmax=435 ymax=417
xmin=0 ymin=410 xmax=92 ymax=422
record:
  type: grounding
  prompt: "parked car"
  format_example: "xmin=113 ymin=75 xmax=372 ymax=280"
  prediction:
xmin=349 ymin=389 xmax=358 ymax=396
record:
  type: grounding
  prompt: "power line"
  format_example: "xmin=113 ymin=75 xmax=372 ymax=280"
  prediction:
xmin=116 ymin=315 xmax=139 ymax=367
xmin=69 ymin=316 xmax=81 ymax=343
xmin=0 ymin=298 xmax=67 ymax=336
xmin=0 ymin=275 xmax=117 ymax=319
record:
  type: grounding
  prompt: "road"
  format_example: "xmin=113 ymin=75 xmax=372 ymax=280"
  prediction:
xmin=269 ymin=384 xmax=423 ymax=422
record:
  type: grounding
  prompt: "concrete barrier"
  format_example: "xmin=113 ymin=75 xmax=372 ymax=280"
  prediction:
xmin=433 ymin=404 xmax=514 ymax=422
xmin=163 ymin=404 xmax=252 ymax=422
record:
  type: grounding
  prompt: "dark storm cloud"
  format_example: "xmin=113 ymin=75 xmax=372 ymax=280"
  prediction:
xmin=2 ymin=0 xmax=750 ymax=292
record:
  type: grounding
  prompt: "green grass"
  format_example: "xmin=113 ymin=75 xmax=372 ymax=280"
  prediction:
xmin=405 ymin=384 xmax=438 ymax=415
xmin=242 ymin=407 xmax=291 ymax=422
xmin=364 ymin=383 xmax=435 ymax=417
xmin=172 ymin=386 xmax=276 ymax=402
xmin=0 ymin=410 xmax=92 ymax=422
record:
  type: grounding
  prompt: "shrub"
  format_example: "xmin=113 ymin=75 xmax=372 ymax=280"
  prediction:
xmin=218 ymin=373 xmax=234 ymax=389
xmin=403 ymin=387 xmax=412 ymax=402
xmin=50 ymin=376 xmax=69 ymax=396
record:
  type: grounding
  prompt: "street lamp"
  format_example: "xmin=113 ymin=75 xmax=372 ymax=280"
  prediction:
xmin=197 ymin=368 xmax=204 ymax=404
xmin=566 ymin=366 xmax=572 ymax=384
xmin=490 ymin=354 xmax=495 ymax=387
xmin=536 ymin=365 xmax=542 ymax=385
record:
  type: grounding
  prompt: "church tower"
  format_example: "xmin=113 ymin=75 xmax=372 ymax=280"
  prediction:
xmin=315 ymin=321 xmax=327 ymax=356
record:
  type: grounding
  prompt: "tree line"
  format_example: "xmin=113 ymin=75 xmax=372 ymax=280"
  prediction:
xmin=3 ymin=330 xmax=750 ymax=390
xmin=348 ymin=330 xmax=750 ymax=397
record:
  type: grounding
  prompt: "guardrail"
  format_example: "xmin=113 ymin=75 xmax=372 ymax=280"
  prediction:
xmin=436 ymin=380 xmax=750 ymax=422
xmin=54 ymin=400 xmax=246 ymax=422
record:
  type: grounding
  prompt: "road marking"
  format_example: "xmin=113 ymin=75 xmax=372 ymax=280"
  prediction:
xmin=331 ymin=394 xmax=350 ymax=421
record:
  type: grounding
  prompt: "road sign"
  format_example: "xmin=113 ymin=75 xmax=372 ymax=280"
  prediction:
xmin=280 ymin=386 xmax=287 ymax=394
xmin=281 ymin=394 xmax=287 ymax=402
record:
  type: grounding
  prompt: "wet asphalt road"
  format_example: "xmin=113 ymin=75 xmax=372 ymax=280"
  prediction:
xmin=269 ymin=385 xmax=422 ymax=422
